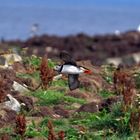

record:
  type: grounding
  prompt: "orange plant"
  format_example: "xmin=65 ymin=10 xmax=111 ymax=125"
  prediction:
xmin=47 ymin=120 xmax=57 ymax=140
xmin=15 ymin=114 xmax=26 ymax=137
xmin=40 ymin=56 xmax=54 ymax=89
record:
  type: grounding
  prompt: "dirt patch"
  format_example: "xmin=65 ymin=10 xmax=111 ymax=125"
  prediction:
xmin=0 ymin=69 xmax=16 ymax=102
xmin=67 ymin=91 xmax=90 ymax=99
xmin=53 ymin=105 xmax=70 ymax=118
xmin=32 ymin=106 xmax=55 ymax=117
xmin=76 ymin=96 xmax=122 ymax=113
xmin=76 ymin=101 xmax=101 ymax=113
xmin=12 ymin=62 xmax=26 ymax=73
xmin=14 ymin=95 xmax=34 ymax=111
xmin=0 ymin=109 xmax=17 ymax=128
xmin=0 ymin=134 xmax=11 ymax=140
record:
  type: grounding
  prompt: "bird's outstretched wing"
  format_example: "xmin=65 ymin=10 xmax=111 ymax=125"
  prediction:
xmin=68 ymin=74 xmax=80 ymax=90
xmin=60 ymin=51 xmax=77 ymax=66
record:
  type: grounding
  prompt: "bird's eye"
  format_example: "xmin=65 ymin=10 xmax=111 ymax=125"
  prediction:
xmin=54 ymin=65 xmax=60 ymax=70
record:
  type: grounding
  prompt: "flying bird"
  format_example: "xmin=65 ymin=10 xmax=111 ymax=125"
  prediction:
xmin=54 ymin=51 xmax=92 ymax=90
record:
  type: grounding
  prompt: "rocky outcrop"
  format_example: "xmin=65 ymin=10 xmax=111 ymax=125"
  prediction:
xmin=3 ymin=30 xmax=140 ymax=65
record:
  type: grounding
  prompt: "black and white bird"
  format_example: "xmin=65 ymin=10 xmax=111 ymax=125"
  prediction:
xmin=54 ymin=51 xmax=92 ymax=90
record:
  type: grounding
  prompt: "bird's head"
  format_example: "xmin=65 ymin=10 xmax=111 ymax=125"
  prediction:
xmin=54 ymin=65 xmax=61 ymax=72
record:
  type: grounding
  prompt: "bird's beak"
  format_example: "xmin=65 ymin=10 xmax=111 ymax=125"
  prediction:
xmin=84 ymin=69 xmax=92 ymax=74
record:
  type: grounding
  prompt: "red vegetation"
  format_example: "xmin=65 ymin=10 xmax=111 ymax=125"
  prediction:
xmin=15 ymin=114 xmax=26 ymax=137
xmin=58 ymin=131 xmax=65 ymax=140
xmin=113 ymin=66 xmax=136 ymax=111
xmin=40 ymin=55 xmax=54 ymax=89
xmin=47 ymin=120 xmax=57 ymax=140
xmin=47 ymin=120 xmax=65 ymax=140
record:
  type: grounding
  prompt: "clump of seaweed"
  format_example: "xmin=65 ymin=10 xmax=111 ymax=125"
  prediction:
xmin=39 ymin=55 xmax=54 ymax=89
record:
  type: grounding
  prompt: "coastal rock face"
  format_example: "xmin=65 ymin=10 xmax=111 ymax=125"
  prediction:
xmin=4 ymin=30 xmax=140 ymax=65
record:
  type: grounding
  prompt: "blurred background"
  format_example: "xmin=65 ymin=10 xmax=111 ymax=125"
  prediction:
xmin=0 ymin=0 xmax=140 ymax=65
xmin=0 ymin=0 xmax=140 ymax=40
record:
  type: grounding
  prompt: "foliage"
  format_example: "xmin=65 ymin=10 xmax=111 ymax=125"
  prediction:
xmin=23 ymin=55 xmax=41 ymax=69
xmin=32 ymin=90 xmax=86 ymax=106
xmin=39 ymin=55 xmax=54 ymax=89
xmin=134 ymin=72 xmax=140 ymax=89
xmin=99 ymin=90 xmax=114 ymax=99
xmin=15 ymin=114 xmax=26 ymax=137
xmin=2 ymin=54 xmax=140 ymax=139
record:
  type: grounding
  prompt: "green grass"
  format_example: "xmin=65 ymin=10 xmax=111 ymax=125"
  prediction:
xmin=2 ymin=55 xmax=139 ymax=139
xmin=27 ymin=108 xmax=134 ymax=139
xmin=68 ymin=103 xmax=132 ymax=138
xmin=17 ymin=71 xmax=40 ymax=81
xmin=23 ymin=55 xmax=41 ymax=69
xmin=52 ymin=79 xmax=68 ymax=87
xmin=134 ymin=72 xmax=140 ymax=89
xmin=64 ymin=96 xmax=86 ymax=104
xmin=23 ymin=55 xmax=56 ymax=69
xmin=0 ymin=127 xmax=13 ymax=135
xmin=99 ymin=90 xmax=115 ymax=99
xmin=32 ymin=90 xmax=65 ymax=106
xmin=32 ymin=89 xmax=86 ymax=106
xmin=25 ymin=120 xmax=48 ymax=138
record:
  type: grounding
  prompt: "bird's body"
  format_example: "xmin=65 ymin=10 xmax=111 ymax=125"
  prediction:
xmin=54 ymin=51 xmax=92 ymax=90
xmin=56 ymin=64 xmax=84 ymax=74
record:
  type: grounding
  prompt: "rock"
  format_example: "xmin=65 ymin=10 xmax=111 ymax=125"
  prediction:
xmin=76 ymin=102 xmax=101 ymax=113
xmin=2 ymin=53 xmax=22 ymax=64
xmin=53 ymin=74 xmax=62 ymax=81
xmin=12 ymin=81 xmax=29 ymax=93
xmin=71 ymin=103 xmax=81 ymax=109
xmin=4 ymin=94 xmax=25 ymax=112
xmin=0 ymin=53 xmax=22 ymax=69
